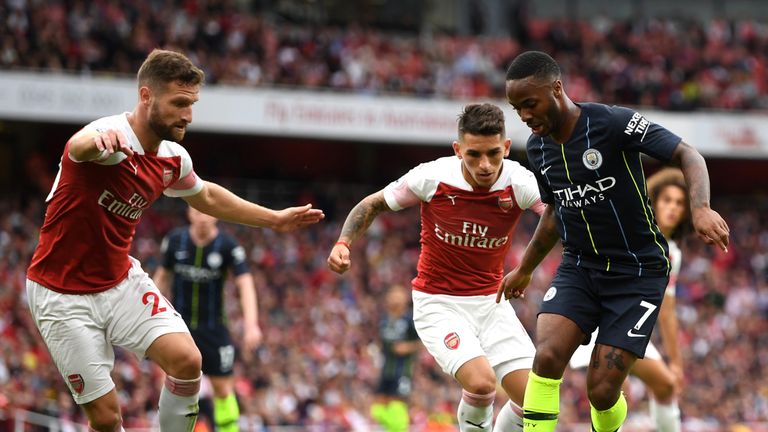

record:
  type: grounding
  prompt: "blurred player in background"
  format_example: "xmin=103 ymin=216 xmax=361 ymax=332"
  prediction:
xmin=370 ymin=285 xmax=421 ymax=432
xmin=500 ymin=51 xmax=728 ymax=432
xmin=568 ymin=168 xmax=688 ymax=431
xmin=154 ymin=207 xmax=262 ymax=432
xmin=25 ymin=48 xmax=323 ymax=432
xmin=328 ymin=103 xmax=546 ymax=432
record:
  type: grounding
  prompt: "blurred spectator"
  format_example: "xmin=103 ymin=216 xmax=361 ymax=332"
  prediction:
xmin=0 ymin=2 xmax=767 ymax=110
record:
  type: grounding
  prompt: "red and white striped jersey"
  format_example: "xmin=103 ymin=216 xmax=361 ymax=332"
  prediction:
xmin=383 ymin=156 xmax=544 ymax=296
xmin=27 ymin=113 xmax=204 ymax=294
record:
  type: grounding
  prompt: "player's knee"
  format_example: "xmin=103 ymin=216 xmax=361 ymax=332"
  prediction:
xmin=88 ymin=411 xmax=122 ymax=432
xmin=532 ymin=345 xmax=569 ymax=377
xmin=587 ymin=380 xmax=622 ymax=411
xmin=461 ymin=371 xmax=497 ymax=396
xmin=166 ymin=345 xmax=202 ymax=379
xmin=650 ymin=375 xmax=676 ymax=402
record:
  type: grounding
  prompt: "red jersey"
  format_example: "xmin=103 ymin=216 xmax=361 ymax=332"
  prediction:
xmin=383 ymin=157 xmax=544 ymax=296
xmin=27 ymin=113 xmax=204 ymax=294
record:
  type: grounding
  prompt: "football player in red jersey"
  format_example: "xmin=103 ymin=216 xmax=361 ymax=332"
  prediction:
xmin=328 ymin=104 xmax=545 ymax=432
xmin=26 ymin=49 xmax=323 ymax=432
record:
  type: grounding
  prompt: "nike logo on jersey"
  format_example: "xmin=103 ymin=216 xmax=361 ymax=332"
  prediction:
xmin=540 ymin=166 xmax=551 ymax=175
xmin=128 ymin=161 xmax=138 ymax=175
xmin=446 ymin=194 xmax=457 ymax=205
xmin=627 ymin=329 xmax=647 ymax=338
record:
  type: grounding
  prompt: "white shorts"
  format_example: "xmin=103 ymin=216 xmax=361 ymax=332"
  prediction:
xmin=412 ymin=291 xmax=534 ymax=381
xmin=569 ymin=330 xmax=663 ymax=369
xmin=26 ymin=257 xmax=189 ymax=404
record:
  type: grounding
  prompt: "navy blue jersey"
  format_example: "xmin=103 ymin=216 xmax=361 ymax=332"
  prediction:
xmin=526 ymin=103 xmax=681 ymax=276
xmin=160 ymin=227 xmax=249 ymax=330
xmin=379 ymin=313 xmax=419 ymax=382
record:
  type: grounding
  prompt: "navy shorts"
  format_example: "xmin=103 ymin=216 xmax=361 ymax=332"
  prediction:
xmin=191 ymin=328 xmax=235 ymax=376
xmin=376 ymin=374 xmax=413 ymax=398
xmin=539 ymin=262 xmax=667 ymax=358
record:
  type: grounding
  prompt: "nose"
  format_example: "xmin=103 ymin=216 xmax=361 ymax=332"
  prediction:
xmin=181 ymin=106 xmax=193 ymax=124
xmin=479 ymin=155 xmax=492 ymax=171
xmin=519 ymin=109 xmax=533 ymax=123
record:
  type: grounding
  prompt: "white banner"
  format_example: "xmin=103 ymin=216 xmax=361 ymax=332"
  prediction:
xmin=0 ymin=71 xmax=766 ymax=157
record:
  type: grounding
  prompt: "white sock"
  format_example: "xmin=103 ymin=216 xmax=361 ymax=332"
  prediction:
xmin=458 ymin=389 xmax=495 ymax=431
xmin=159 ymin=374 xmax=201 ymax=432
xmin=493 ymin=400 xmax=524 ymax=432
xmin=649 ymin=398 xmax=681 ymax=432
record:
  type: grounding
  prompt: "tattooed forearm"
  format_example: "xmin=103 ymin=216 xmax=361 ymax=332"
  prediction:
xmin=338 ymin=191 xmax=391 ymax=245
xmin=520 ymin=205 xmax=560 ymax=274
xmin=672 ymin=141 xmax=711 ymax=209
xmin=604 ymin=348 xmax=627 ymax=372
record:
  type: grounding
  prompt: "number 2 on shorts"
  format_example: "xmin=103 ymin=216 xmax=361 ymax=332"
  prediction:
xmin=142 ymin=292 xmax=168 ymax=316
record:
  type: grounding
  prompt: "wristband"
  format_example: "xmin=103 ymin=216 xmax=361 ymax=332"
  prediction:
xmin=335 ymin=240 xmax=351 ymax=250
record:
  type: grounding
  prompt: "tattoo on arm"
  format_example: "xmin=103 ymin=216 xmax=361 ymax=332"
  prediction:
xmin=339 ymin=192 xmax=391 ymax=243
xmin=604 ymin=348 xmax=627 ymax=372
xmin=673 ymin=141 xmax=711 ymax=209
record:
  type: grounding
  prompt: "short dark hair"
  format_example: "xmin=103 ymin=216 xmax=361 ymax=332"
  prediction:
xmin=137 ymin=49 xmax=205 ymax=90
xmin=458 ymin=103 xmax=506 ymax=139
xmin=505 ymin=51 xmax=561 ymax=81
xmin=646 ymin=167 xmax=690 ymax=239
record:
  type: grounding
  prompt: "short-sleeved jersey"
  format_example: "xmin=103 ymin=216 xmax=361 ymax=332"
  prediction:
xmin=27 ymin=113 xmax=204 ymax=294
xmin=383 ymin=157 xmax=543 ymax=296
xmin=526 ymin=103 xmax=681 ymax=277
xmin=665 ymin=239 xmax=682 ymax=297
xmin=161 ymin=228 xmax=249 ymax=330
xmin=379 ymin=313 xmax=419 ymax=381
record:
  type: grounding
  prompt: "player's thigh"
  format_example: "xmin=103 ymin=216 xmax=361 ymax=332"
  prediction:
xmin=593 ymin=272 xmax=667 ymax=358
xmin=192 ymin=329 xmax=236 ymax=377
xmin=105 ymin=259 xmax=192 ymax=361
xmin=26 ymin=279 xmax=116 ymax=405
xmin=411 ymin=291 xmax=485 ymax=378
xmin=479 ymin=297 xmax=534 ymax=380
xmin=454 ymin=356 xmax=496 ymax=394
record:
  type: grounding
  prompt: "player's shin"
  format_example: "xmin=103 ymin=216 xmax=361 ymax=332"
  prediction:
xmin=458 ymin=389 xmax=495 ymax=431
xmin=649 ymin=397 xmax=681 ymax=432
xmin=213 ymin=393 xmax=240 ymax=432
xmin=493 ymin=400 xmax=524 ymax=432
xmin=590 ymin=392 xmax=627 ymax=432
xmin=159 ymin=374 xmax=202 ymax=432
xmin=522 ymin=372 xmax=561 ymax=432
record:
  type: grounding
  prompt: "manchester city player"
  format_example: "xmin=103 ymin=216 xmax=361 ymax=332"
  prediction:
xmin=497 ymin=51 xmax=729 ymax=432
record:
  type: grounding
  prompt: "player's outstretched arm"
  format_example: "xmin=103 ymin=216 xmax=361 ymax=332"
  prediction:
xmin=327 ymin=190 xmax=393 ymax=274
xmin=669 ymin=141 xmax=729 ymax=251
xmin=183 ymin=181 xmax=325 ymax=232
xmin=496 ymin=205 xmax=559 ymax=302
xmin=68 ymin=128 xmax=134 ymax=162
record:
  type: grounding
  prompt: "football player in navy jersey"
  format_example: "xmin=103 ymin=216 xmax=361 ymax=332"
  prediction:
xmin=498 ymin=51 xmax=728 ymax=432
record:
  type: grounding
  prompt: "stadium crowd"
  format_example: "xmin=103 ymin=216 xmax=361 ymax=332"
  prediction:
xmin=0 ymin=184 xmax=767 ymax=431
xmin=0 ymin=1 xmax=767 ymax=110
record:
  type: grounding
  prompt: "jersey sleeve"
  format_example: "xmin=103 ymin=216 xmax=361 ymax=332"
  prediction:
xmin=611 ymin=106 xmax=681 ymax=162
xmin=383 ymin=162 xmax=438 ymax=211
xmin=225 ymin=236 xmax=250 ymax=277
xmin=509 ymin=163 xmax=543 ymax=212
xmin=163 ymin=144 xmax=205 ymax=197
xmin=160 ymin=232 xmax=176 ymax=269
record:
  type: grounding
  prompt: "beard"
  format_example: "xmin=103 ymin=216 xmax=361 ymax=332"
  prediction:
xmin=148 ymin=106 xmax=186 ymax=142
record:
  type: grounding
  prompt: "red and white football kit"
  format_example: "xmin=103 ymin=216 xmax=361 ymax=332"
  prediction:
xmin=383 ymin=156 xmax=544 ymax=378
xmin=26 ymin=113 xmax=203 ymax=404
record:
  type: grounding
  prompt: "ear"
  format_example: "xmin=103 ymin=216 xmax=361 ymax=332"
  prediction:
xmin=452 ymin=140 xmax=462 ymax=159
xmin=139 ymin=86 xmax=152 ymax=106
xmin=503 ymin=138 xmax=512 ymax=157
xmin=553 ymin=79 xmax=563 ymax=98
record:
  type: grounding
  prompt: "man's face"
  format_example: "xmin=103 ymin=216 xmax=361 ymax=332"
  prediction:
xmin=654 ymin=185 xmax=687 ymax=233
xmin=506 ymin=76 xmax=562 ymax=137
xmin=146 ymin=81 xmax=199 ymax=142
xmin=452 ymin=133 xmax=511 ymax=189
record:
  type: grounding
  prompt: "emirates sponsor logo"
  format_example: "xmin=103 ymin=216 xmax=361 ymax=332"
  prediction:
xmin=97 ymin=190 xmax=149 ymax=220
xmin=444 ymin=332 xmax=460 ymax=350
xmin=434 ymin=221 xmax=509 ymax=249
